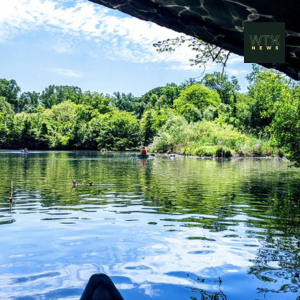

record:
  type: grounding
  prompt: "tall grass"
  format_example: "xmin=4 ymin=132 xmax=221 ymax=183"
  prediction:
xmin=149 ymin=116 xmax=278 ymax=157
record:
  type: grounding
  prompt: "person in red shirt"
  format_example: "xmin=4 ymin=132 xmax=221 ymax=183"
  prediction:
xmin=140 ymin=146 xmax=147 ymax=155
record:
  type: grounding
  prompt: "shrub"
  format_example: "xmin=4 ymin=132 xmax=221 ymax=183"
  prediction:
xmin=215 ymin=146 xmax=232 ymax=157
xmin=151 ymin=132 xmax=173 ymax=153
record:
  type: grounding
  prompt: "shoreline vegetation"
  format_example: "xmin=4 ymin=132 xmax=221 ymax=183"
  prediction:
xmin=148 ymin=118 xmax=282 ymax=158
xmin=0 ymin=65 xmax=299 ymax=164
xmin=2 ymin=148 xmax=287 ymax=162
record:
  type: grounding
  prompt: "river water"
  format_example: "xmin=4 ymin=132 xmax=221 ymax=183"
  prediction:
xmin=0 ymin=151 xmax=299 ymax=300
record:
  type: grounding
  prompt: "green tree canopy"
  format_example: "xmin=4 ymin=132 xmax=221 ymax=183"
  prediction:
xmin=0 ymin=79 xmax=21 ymax=112
xmin=246 ymin=65 xmax=290 ymax=135
xmin=272 ymin=85 xmax=300 ymax=164
xmin=174 ymin=84 xmax=221 ymax=122
xmin=96 ymin=110 xmax=141 ymax=150
xmin=19 ymin=91 xmax=40 ymax=113
xmin=40 ymin=85 xmax=83 ymax=108
xmin=201 ymin=72 xmax=240 ymax=106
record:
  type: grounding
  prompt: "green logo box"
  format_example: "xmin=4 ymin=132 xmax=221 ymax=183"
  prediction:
xmin=244 ymin=22 xmax=285 ymax=63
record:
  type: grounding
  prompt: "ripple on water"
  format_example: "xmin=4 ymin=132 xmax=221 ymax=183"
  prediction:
xmin=125 ymin=265 xmax=152 ymax=270
xmin=1 ymin=152 xmax=300 ymax=299
xmin=0 ymin=218 xmax=16 ymax=225
xmin=10 ymin=271 xmax=61 ymax=284
xmin=188 ymin=250 xmax=215 ymax=255
xmin=187 ymin=237 xmax=216 ymax=242
xmin=41 ymin=217 xmax=79 ymax=221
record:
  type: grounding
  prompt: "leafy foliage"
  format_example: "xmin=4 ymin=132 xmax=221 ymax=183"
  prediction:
xmin=272 ymin=86 xmax=300 ymax=164
xmin=0 ymin=79 xmax=21 ymax=113
xmin=174 ymin=84 xmax=221 ymax=122
xmin=1 ymin=67 xmax=300 ymax=164
xmin=246 ymin=65 xmax=291 ymax=135
xmin=150 ymin=116 xmax=274 ymax=157
xmin=40 ymin=85 xmax=83 ymax=108
xmin=153 ymin=36 xmax=231 ymax=74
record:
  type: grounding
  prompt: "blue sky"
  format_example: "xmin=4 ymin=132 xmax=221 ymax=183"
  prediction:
xmin=0 ymin=0 xmax=252 ymax=97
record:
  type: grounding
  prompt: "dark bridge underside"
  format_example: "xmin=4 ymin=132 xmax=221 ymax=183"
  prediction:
xmin=90 ymin=0 xmax=300 ymax=80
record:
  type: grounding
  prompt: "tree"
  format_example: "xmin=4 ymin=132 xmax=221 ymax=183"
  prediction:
xmin=136 ymin=86 xmax=164 ymax=117
xmin=0 ymin=96 xmax=14 ymax=115
xmin=140 ymin=109 xmax=157 ymax=145
xmin=174 ymin=84 xmax=221 ymax=122
xmin=0 ymin=97 xmax=14 ymax=147
xmin=153 ymin=36 xmax=231 ymax=74
xmin=51 ymin=101 xmax=78 ymax=148
xmin=234 ymin=93 xmax=253 ymax=130
xmin=95 ymin=111 xmax=141 ymax=150
xmin=40 ymin=85 xmax=83 ymax=109
xmin=201 ymin=72 xmax=240 ymax=105
xmin=0 ymin=79 xmax=21 ymax=112
xmin=38 ymin=101 xmax=78 ymax=148
xmin=81 ymin=91 xmax=113 ymax=114
xmin=246 ymin=65 xmax=290 ymax=135
xmin=201 ymin=72 xmax=241 ymax=122
xmin=272 ymin=86 xmax=300 ymax=164
xmin=19 ymin=91 xmax=40 ymax=113
xmin=113 ymin=92 xmax=136 ymax=112
xmin=161 ymin=84 xmax=183 ymax=107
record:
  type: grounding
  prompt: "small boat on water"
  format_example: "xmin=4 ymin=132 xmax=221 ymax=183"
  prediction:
xmin=138 ymin=154 xmax=149 ymax=159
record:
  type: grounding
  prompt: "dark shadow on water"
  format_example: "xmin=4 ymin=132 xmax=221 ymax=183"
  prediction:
xmin=11 ymin=288 xmax=83 ymax=300
xmin=11 ymin=272 xmax=61 ymax=284
xmin=249 ymin=236 xmax=300 ymax=296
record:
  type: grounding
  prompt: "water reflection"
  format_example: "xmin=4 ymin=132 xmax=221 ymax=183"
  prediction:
xmin=0 ymin=151 xmax=299 ymax=299
xmin=249 ymin=236 xmax=300 ymax=294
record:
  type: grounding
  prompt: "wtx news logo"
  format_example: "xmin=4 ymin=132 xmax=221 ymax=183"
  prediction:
xmin=244 ymin=22 xmax=285 ymax=63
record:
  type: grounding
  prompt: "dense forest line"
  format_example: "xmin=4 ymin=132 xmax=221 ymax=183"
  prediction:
xmin=0 ymin=64 xmax=299 ymax=163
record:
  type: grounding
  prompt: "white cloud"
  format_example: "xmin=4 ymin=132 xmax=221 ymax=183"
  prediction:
xmin=0 ymin=0 xmax=197 ymax=68
xmin=227 ymin=54 xmax=244 ymax=65
xmin=169 ymin=63 xmax=201 ymax=71
xmin=226 ymin=68 xmax=248 ymax=76
xmin=47 ymin=68 xmax=82 ymax=77
xmin=52 ymin=38 xmax=75 ymax=54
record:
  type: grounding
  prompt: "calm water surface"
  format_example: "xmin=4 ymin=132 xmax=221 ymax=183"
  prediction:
xmin=0 ymin=151 xmax=300 ymax=300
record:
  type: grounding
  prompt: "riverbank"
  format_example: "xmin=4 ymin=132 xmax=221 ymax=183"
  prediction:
xmin=148 ymin=118 xmax=284 ymax=159
xmin=1 ymin=148 xmax=287 ymax=161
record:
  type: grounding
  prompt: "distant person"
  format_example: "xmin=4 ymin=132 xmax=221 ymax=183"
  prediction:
xmin=140 ymin=146 xmax=147 ymax=155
